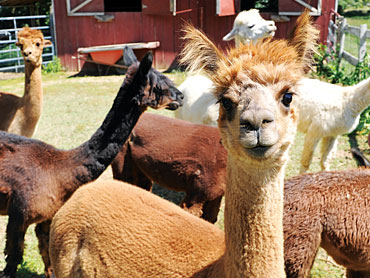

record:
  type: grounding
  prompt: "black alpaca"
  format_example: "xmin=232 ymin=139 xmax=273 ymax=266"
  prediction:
xmin=0 ymin=51 xmax=183 ymax=278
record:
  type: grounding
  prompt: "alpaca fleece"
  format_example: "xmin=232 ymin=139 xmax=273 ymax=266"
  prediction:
xmin=50 ymin=180 xmax=225 ymax=278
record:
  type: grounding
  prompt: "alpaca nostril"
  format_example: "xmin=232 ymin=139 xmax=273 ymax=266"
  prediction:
xmin=240 ymin=120 xmax=258 ymax=131
xmin=240 ymin=110 xmax=275 ymax=130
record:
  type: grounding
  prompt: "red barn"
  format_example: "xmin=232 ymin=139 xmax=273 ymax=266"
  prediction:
xmin=2 ymin=0 xmax=337 ymax=72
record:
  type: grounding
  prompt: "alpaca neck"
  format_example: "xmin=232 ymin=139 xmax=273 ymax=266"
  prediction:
xmin=8 ymin=63 xmax=43 ymax=137
xmin=23 ymin=63 xmax=43 ymax=118
xmin=223 ymin=154 xmax=286 ymax=278
xmin=348 ymin=77 xmax=370 ymax=116
xmin=71 ymin=80 xmax=145 ymax=185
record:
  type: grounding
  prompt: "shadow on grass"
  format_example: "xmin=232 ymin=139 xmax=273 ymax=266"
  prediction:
xmin=12 ymin=265 xmax=44 ymax=278
xmin=348 ymin=133 xmax=359 ymax=149
xmin=152 ymin=183 xmax=185 ymax=205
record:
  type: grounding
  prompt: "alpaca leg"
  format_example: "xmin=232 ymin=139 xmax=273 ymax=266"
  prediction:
xmin=35 ymin=220 xmax=53 ymax=278
xmin=346 ymin=269 xmax=370 ymax=278
xmin=285 ymin=239 xmax=321 ymax=278
xmin=284 ymin=217 xmax=322 ymax=278
xmin=3 ymin=211 xmax=27 ymax=278
xmin=320 ymin=136 xmax=337 ymax=171
xmin=112 ymin=146 xmax=153 ymax=191
xmin=202 ymin=196 xmax=223 ymax=224
xmin=300 ymin=134 xmax=320 ymax=173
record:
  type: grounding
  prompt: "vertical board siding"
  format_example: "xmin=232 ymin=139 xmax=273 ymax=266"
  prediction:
xmin=54 ymin=0 xmax=335 ymax=71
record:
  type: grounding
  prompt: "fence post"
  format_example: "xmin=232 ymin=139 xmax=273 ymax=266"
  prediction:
xmin=359 ymin=23 xmax=367 ymax=63
xmin=338 ymin=18 xmax=347 ymax=61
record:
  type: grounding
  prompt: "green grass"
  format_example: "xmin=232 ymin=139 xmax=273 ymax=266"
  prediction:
xmin=0 ymin=70 xmax=364 ymax=277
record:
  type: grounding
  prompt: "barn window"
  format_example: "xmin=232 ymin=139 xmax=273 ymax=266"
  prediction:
xmin=240 ymin=0 xmax=278 ymax=12
xmin=104 ymin=0 xmax=142 ymax=12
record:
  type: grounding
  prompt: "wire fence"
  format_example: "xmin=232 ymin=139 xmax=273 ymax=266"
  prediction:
xmin=0 ymin=15 xmax=55 ymax=72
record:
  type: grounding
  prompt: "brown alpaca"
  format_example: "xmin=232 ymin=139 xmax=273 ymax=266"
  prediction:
xmin=0 ymin=52 xmax=183 ymax=278
xmin=111 ymin=112 xmax=227 ymax=223
xmin=284 ymin=162 xmax=370 ymax=277
xmin=50 ymin=12 xmax=318 ymax=277
xmin=0 ymin=27 xmax=51 ymax=137
xmin=284 ymin=147 xmax=370 ymax=278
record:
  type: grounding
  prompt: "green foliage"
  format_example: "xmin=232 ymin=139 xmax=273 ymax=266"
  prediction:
xmin=313 ymin=44 xmax=370 ymax=134
xmin=338 ymin=0 xmax=370 ymax=13
xmin=42 ymin=56 xmax=64 ymax=73
xmin=0 ymin=0 xmax=52 ymax=28
xmin=314 ymin=44 xmax=370 ymax=85
xmin=0 ymin=44 xmax=20 ymax=68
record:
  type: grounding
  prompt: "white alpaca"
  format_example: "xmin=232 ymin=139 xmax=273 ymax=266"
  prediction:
xmin=174 ymin=75 xmax=218 ymax=125
xmin=296 ymin=77 xmax=370 ymax=173
xmin=175 ymin=9 xmax=276 ymax=126
xmin=222 ymin=9 xmax=276 ymax=45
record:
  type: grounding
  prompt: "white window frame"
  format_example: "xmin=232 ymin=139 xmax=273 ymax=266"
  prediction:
xmin=66 ymin=0 xmax=104 ymax=16
xmin=279 ymin=0 xmax=322 ymax=16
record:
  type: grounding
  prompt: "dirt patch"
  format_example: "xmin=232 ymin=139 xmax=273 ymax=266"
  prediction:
xmin=0 ymin=72 xmax=23 ymax=80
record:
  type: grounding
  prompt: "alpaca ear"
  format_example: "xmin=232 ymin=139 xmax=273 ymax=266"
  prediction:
xmin=288 ymin=10 xmax=320 ymax=68
xmin=179 ymin=23 xmax=225 ymax=79
xmin=44 ymin=40 xmax=52 ymax=46
xmin=123 ymin=46 xmax=138 ymax=66
xmin=138 ymin=51 xmax=153 ymax=76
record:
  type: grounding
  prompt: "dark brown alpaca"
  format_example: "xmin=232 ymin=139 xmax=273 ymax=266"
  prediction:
xmin=111 ymin=113 xmax=227 ymax=223
xmin=0 ymin=51 xmax=183 ymax=278
xmin=284 ymin=149 xmax=370 ymax=277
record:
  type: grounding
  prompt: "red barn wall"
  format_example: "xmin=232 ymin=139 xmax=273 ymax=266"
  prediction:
xmin=53 ymin=0 xmax=336 ymax=71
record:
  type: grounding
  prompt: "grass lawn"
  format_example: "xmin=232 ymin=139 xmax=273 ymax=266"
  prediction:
xmin=0 ymin=70 xmax=366 ymax=277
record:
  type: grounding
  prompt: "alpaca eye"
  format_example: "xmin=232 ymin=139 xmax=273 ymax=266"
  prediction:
xmin=218 ymin=98 xmax=234 ymax=113
xmin=36 ymin=42 xmax=40 ymax=47
xmin=248 ymin=24 xmax=255 ymax=29
xmin=282 ymin=92 xmax=293 ymax=107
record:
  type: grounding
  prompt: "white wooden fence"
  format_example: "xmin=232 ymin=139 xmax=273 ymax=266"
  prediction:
xmin=327 ymin=12 xmax=370 ymax=66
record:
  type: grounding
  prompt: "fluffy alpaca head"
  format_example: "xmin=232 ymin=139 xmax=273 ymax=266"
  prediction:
xmin=16 ymin=27 xmax=52 ymax=67
xmin=181 ymin=11 xmax=318 ymax=166
xmin=223 ymin=9 xmax=277 ymax=45
xmin=123 ymin=51 xmax=184 ymax=110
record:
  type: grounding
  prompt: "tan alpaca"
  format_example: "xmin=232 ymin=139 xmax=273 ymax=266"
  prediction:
xmin=50 ymin=12 xmax=318 ymax=278
xmin=0 ymin=27 xmax=51 ymax=137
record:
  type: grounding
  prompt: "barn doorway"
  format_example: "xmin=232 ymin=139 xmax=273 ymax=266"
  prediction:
xmin=104 ymin=0 xmax=142 ymax=12
xmin=240 ymin=0 xmax=278 ymax=12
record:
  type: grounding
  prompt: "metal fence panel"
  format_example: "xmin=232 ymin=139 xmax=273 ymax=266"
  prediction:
xmin=0 ymin=15 xmax=55 ymax=72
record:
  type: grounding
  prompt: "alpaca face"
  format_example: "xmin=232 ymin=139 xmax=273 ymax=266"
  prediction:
xmin=16 ymin=27 xmax=51 ymax=67
xmin=126 ymin=52 xmax=183 ymax=110
xmin=223 ymin=9 xmax=276 ymax=45
xmin=145 ymin=68 xmax=184 ymax=110
xmin=214 ymin=46 xmax=302 ymax=163
xmin=216 ymin=70 xmax=298 ymax=162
